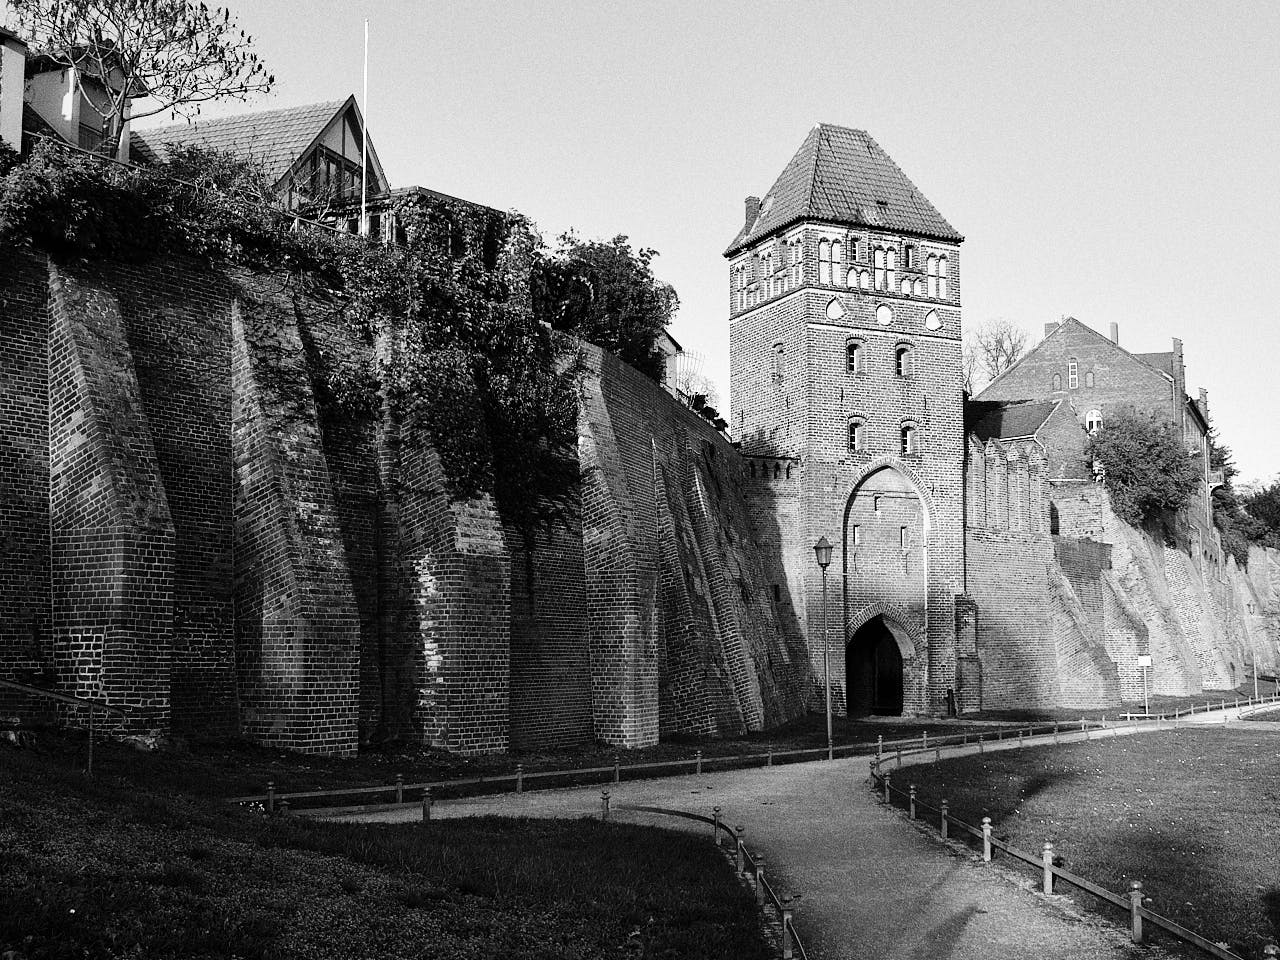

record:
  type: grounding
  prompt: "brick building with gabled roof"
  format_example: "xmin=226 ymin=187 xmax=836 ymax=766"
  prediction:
xmin=977 ymin=316 xmax=1220 ymax=559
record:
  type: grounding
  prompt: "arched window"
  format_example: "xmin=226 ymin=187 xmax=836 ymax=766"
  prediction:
xmin=846 ymin=268 xmax=858 ymax=288
xmin=1053 ymin=373 xmax=1063 ymax=391
xmin=937 ymin=257 xmax=948 ymax=298
xmin=819 ymin=240 xmax=832 ymax=284
xmin=848 ymin=418 xmax=866 ymax=451
xmin=927 ymin=256 xmax=938 ymax=297
xmin=904 ymin=244 xmax=915 ymax=269
xmin=1086 ymin=410 xmax=1103 ymax=434
xmin=846 ymin=339 xmax=865 ymax=373
xmin=849 ymin=238 xmax=859 ymax=262
xmin=773 ymin=462 xmax=781 ymax=479
xmin=873 ymin=248 xmax=886 ymax=289
xmin=1085 ymin=370 xmax=1095 ymax=388
xmin=772 ymin=342 xmax=785 ymax=381
xmin=895 ymin=343 xmax=914 ymax=377
xmin=914 ymin=279 xmax=924 ymax=297
xmin=1068 ymin=358 xmax=1079 ymax=389
xmin=900 ymin=278 xmax=912 ymax=295
xmin=859 ymin=270 xmax=871 ymax=289
xmin=886 ymin=248 xmax=897 ymax=290
xmin=831 ymin=241 xmax=843 ymax=276
xmin=900 ymin=423 xmax=918 ymax=456
xmin=876 ymin=304 xmax=893 ymax=326
xmin=792 ymin=239 xmax=803 ymax=286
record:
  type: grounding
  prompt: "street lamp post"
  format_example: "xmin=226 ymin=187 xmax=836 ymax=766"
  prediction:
xmin=814 ymin=536 xmax=834 ymax=761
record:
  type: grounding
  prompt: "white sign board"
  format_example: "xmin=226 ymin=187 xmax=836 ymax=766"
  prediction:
xmin=1137 ymin=655 xmax=1153 ymax=668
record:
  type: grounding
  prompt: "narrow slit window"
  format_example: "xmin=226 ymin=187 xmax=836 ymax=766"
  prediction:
xmin=1068 ymin=359 xmax=1079 ymax=389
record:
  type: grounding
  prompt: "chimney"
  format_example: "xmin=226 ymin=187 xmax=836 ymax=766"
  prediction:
xmin=1109 ymin=322 xmax=1119 ymax=345
xmin=0 ymin=28 xmax=28 ymax=152
xmin=744 ymin=196 xmax=761 ymax=228
xmin=1043 ymin=321 xmax=1058 ymax=339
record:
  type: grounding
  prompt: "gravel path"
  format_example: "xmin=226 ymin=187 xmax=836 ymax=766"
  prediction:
xmin=334 ymin=753 xmax=1173 ymax=960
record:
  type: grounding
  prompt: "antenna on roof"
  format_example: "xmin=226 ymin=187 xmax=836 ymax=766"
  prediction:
xmin=360 ymin=17 xmax=369 ymax=237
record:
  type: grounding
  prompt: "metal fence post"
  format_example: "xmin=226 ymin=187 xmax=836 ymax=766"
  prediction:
xmin=755 ymin=855 xmax=767 ymax=905
xmin=978 ymin=735 xmax=984 ymax=754
xmin=614 ymin=755 xmax=620 ymax=784
xmin=421 ymin=788 xmax=433 ymax=822
xmin=908 ymin=785 xmax=917 ymax=819
xmin=735 ymin=825 xmax=746 ymax=874
xmin=922 ymin=731 xmax=929 ymax=750
xmin=940 ymin=799 xmax=949 ymax=839
xmin=712 ymin=805 xmax=721 ymax=842
xmin=1018 ymin=729 xmax=1024 ymax=746
xmin=882 ymin=772 xmax=892 ymax=804
xmin=1042 ymin=842 xmax=1054 ymax=894
xmin=896 ymin=750 xmax=902 ymax=770
xmin=781 ymin=896 xmax=795 ymax=960
xmin=266 ymin=780 xmax=275 ymax=815
xmin=696 ymin=750 xmax=703 ymax=776
xmin=1053 ymin=723 xmax=1059 ymax=744
xmin=935 ymin=745 xmax=941 ymax=763
xmin=395 ymin=774 xmax=404 ymax=804
xmin=601 ymin=790 xmax=611 ymax=821
xmin=767 ymin=748 xmax=773 ymax=767
xmin=981 ymin=817 xmax=992 ymax=862
xmin=516 ymin=763 xmax=524 ymax=794
xmin=877 ymin=735 xmax=884 ymax=759
xmin=1129 ymin=881 xmax=1144 ymax=943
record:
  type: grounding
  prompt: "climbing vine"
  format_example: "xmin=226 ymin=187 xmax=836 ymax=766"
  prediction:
xmin=0 ymin=142 xmax=639 ymax=532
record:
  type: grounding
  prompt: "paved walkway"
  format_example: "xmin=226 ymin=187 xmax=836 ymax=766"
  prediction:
xmin=335 ymin=751 xmax=1174 ymax=959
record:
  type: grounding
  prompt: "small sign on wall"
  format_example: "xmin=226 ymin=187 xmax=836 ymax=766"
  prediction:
xmin=1137 ymin=654 xmax=1153 ymax=667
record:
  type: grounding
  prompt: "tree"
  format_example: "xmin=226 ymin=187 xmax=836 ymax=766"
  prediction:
xmin=1087 ymin=411 xmax=1201 ymax=527
xmin=1243 ymin=482 xmax=1280 ymax=548
xmin=963 ymin=318 xmax=1028 ymax=393
xmin=11 ymin=0 xmax=273 ymax=156
xmin=532 ymin=233 xmax=678 ymax=382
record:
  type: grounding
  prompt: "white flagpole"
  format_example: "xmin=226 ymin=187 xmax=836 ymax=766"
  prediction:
xmin=360 ymin=17 xmax=369 ymax=236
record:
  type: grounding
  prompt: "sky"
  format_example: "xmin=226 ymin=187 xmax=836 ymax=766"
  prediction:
xmin=131 ymin=0 xmax=1280 ymax=481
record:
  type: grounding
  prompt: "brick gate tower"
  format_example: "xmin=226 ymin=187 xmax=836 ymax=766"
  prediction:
xmin=728 ymin=124 xmax=966 ymax=716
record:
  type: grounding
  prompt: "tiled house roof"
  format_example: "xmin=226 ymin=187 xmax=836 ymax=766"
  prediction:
xmin=966 ymin=399 xmax=1060 ymax=442
xmin=131 ymin=99 xmax=348 ymax=187
xmin=725 ymin=123 xmax=962 ymax=256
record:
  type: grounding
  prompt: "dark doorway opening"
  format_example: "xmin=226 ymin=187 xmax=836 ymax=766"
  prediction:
xmin=845 ymin=616 xmax=904 ymax=716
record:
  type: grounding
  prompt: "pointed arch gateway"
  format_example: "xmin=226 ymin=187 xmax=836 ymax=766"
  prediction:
xmin=842 ymin=461 xmax=930 ymax=716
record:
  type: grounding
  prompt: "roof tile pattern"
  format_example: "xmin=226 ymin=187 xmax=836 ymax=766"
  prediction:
xmin=966 ymin=399 xmax=1060 ymax=442
xmin=131 ymin=100 xmax=346 ymax=186
xmin=725 ymin=124 xmax=962 ymax=255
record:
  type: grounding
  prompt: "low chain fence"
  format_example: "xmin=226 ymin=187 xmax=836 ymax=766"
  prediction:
xmin=227 ymin=692 xmax=1280 ymax=815
xmin=605 ymin=799 xmax=808 ymax=960
xmin=868 ymin=711 xmax=1280 ymax=960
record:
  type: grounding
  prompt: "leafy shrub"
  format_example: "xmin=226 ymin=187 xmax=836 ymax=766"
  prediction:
xmin=1087 ymin=411 xmax=1201 ymax=527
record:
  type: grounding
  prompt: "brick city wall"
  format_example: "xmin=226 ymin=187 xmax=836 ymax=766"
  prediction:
xmin=0 ymin=249 xmax=808 ymax=754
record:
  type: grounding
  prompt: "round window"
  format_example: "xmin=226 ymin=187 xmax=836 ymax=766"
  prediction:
xmin=826 ymin=298 xmax=845 ymax=321
xmin=876 ymin=304 xmax=893 ymax=326
xmin=924 ymin=310 xmax=941 ymax=331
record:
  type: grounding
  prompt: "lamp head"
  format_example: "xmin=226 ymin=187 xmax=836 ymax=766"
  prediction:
xmin=813 ymin=535 xmax=833 ymax=570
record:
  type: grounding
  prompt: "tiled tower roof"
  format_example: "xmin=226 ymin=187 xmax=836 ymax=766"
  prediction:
xmin=725 ymin=123 xmax=962 ymax=256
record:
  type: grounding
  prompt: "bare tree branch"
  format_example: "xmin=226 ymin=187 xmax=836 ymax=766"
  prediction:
xmin=11 ymin=0 xmax=274 ymax=155
xmin=963 ymin=318 xmax=1029 ymax=394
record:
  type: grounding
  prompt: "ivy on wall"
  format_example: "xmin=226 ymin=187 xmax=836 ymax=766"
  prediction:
xmin=0 ymin=142 xmax=667 ymax=534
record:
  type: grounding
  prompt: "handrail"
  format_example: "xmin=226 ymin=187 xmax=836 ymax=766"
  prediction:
xmin=0 ymin=677 xmax=127 ymax=716
xmin=612 ymin=802 xmax=808 ymax=960
xmin=869 ymin=721 xmax=1277 ymax=960
xmin=226 ymin=694 xmax=1280 ymax=809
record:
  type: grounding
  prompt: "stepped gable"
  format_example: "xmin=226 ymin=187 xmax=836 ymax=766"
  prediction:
xmin=966 ymin=399 xmax=1059 ymax=442
xmin=131 ymin=99 xmax=347 ymax=185
xmin=724 ymin=123 xmax=962 ymax=255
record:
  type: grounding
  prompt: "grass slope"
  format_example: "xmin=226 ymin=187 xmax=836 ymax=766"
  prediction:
xmin=902 ymin=728 xmax=1280 ymax=957
xmin=0 ymin=745 xmax=769 ymax=960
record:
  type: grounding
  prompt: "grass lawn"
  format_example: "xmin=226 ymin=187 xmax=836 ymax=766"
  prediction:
xmin=0 ymin=743 xmax=769 ymax=960
xmin=900 ymin=727 xmax=1280 ymax=958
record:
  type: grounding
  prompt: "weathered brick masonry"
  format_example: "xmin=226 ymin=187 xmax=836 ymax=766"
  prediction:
xmin=0 ymin=249 xmax=807 ymax=753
